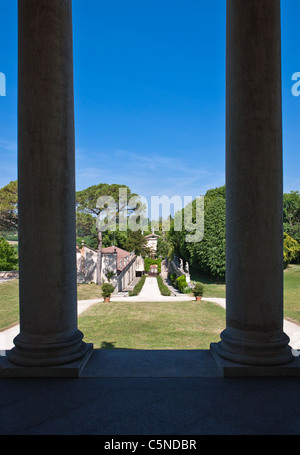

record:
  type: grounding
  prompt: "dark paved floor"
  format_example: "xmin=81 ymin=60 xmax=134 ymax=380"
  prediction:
xmin=0 ymin=350 xmax=300 ymax=435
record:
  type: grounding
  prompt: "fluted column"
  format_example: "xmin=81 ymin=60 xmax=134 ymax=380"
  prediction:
xmin=211 ymin=0 xmax=294 ymax=370
xmin=8 ymin=0 xmax=92 ymax=372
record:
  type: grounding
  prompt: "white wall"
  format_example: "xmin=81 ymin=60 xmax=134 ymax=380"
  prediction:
xmin=76 ymin=246 xmax=137 ymax=292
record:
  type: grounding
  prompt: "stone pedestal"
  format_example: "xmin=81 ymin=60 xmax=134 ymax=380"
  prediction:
xmin=211 ymin=0 xmax=296 ymax=374
xmin=1 ymin=0 xmax=93 ymax=376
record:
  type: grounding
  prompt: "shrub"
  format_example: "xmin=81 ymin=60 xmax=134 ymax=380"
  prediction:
xmin=101 ymin=282 xmax=115 ymax=298
xmin=283 ymin=233 xmax=300 ymax=268
xmin=183 ymin=285 xmax=192 ymax=294
xmin=175 ymin=275 xmax=187 ymax=293
xmin=104 ymin=269 xmax=116 ymax=282
xmin=192 ymin=282 xmax=204 ymax=297
xmin=156 ymin=275 xmax=171 ymax=296
xmin=0 ymin=237 xmax=18 ymax=271
xmin=129 ymin=275 xmax=146 ymax=296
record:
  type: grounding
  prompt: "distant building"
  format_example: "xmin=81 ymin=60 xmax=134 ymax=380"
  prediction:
xmin=145 ymin=231 xmax=159 ymax=257
xmin=148 ymin=264 xmax=158 ymax=277
xmin=76 ymin=245 xmax=138 ymax=292
xmin=135 ymin=255 xmax=145 ymax=277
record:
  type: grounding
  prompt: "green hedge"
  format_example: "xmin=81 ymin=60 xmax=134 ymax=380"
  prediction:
xmin=144 ymin=257 xmax=161 ymax=273
xmin=174 ymin=275 xmax=192 ymax=294
xmin=0 ymin=237 xmax=18 ymax=271
xmin=175 ymin=275 xmax=187 ymax=292
xmin=156 ymin=275 xmax=171 ymax=296
xmin=129 ymin=275 xmax=146 ymax=296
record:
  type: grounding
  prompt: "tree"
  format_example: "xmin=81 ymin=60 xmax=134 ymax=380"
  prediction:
xmin=283 ymin=191 xmax=300 ymax=244
xmin=0 ymin=237 xmax=18 ymax=271
xmin=124 ymin=230 xmax=151 ymax=257
xmin=187 ymin=192 xmax=226 ymax=278
xmin=283 ymin=233 xmax=300 ymax=268
xmin=168 ymin=217 xmax=191 ymax=265
xmin=156 ymin=233 xmax=173 ymax=259
xmin=0 ymin=181 xmax=18 ymax=234
xmin=76 ymin=211 xmax=99 ymax=250
xmin=76 ymin=183 xmax=142 ymax=284
xmin=102 ymin=228 xmax=128 ymax=250
xmin=76 ymin=212 xmax=96 ymax=238
xmin=169 ymin=185 xmax=300 ymax=278
xmin=168 ymin=186 xmax=226 ymax=278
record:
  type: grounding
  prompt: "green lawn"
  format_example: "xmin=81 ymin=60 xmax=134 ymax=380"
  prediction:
xmin=284 ymin=264 xmax=300 ymax=324
xmin=78 ymin=300 xmax=225 ymax=350
xmin=0 ymin=279 xmax=19 ymax=331
xmin=190 ymin=268 xmax=226 ymax=298
xmin=0 ymin=265 xmax=299 ymax=351
xmin=0 ymin=281 xmax=103 ymax=331
xmin=77 ymin=282 xmax=103 ymax=300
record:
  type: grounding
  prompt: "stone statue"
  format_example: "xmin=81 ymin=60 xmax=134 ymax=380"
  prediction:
xmin=185 ymin=262 xmax=189 ymax=274
xmin=180 ymin=258 xmax=184 ymax=271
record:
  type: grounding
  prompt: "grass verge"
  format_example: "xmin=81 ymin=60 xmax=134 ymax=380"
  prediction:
xmin=129 ymin=275 xmax=146 ymax=296
xmin=157 ymin=275 xmax=171 ymax=296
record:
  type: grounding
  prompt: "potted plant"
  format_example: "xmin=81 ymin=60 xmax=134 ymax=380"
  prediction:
xmin=192 ymin=282 xmax=204 ymax=301
xmin=101 ymin=282 xmax=115 ymax=302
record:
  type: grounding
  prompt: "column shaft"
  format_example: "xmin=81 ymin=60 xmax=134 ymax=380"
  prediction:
xmin=213 ymin=0 xmax=293 ymax=366
xmin=9 ymin=0 xmax=90 ymax=367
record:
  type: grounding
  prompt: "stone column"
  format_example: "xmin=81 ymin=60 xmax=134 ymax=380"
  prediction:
xmin=211 ymin=0 xmax=294 ymax=370
xmin=8 ymin=0 xmax=92 ymax=373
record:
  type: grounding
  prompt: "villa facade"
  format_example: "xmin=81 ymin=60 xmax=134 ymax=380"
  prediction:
xmin=76 ymin=245 xmax=138 ymax=292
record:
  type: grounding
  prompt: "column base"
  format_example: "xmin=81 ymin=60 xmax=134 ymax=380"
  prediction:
xmin=8 ymin=329 xmax=90 ymax=368
xmin=210 ymin=343 xmax=300 ymax=377
xmin=214 ymin=327 xmax=294 ymax=366
xmin=0 ymin=343 xmax=93 ymax=378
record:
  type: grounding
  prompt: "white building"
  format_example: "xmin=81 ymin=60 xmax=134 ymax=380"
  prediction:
xmin=145 ymin=232 xmax=159 ymax=257
xmin=76 ymin=245 xmax=138 ymax=292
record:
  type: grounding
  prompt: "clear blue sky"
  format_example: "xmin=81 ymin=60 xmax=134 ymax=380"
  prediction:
xmin=0 ymin=1 xmax=299 ymax=215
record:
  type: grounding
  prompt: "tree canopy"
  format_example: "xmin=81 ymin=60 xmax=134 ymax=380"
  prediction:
xmin=123 ymin=230 xmax=151 ymax=257
xmin=283 ymin=190 xmax=300 ymax=244
xmin=0 ymin=180 xmax=18 ymax=234
xmin=186 ymin=186 xmax=226 ymax=278
xmin=76 ymin=182 xmax=145 ymax=284
xmin=168 ymin=186 xmax=300 ymax=279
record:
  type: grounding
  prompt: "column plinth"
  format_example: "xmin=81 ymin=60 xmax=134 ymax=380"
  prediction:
xmin=9 ymin=330 xmax=89 ymax=368
xmin=214 ymin=327 xmax=292 ymax=367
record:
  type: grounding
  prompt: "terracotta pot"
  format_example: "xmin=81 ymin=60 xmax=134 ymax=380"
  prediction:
xmin=195 ymin=296 xmax=202 ymax=301
xmin=104 ymin=297 xmax=110 ymax=302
